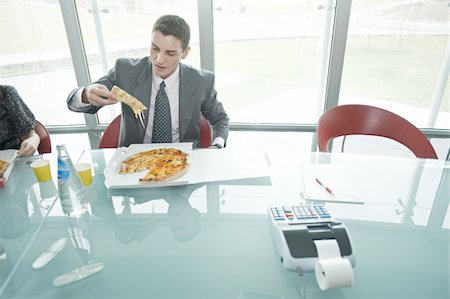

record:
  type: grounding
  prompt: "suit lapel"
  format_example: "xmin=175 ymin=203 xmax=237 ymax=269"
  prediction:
xmin=179 ymin=64 xmax=197 ymax=140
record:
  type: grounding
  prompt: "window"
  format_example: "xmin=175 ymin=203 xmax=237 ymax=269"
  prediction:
xmin=214 ymin=0 xmax=336 ymax=124
xmin=0 ymin=0 xmax=84 ymax=126
xmin=340 ymin=0 xmax=450 ymax=130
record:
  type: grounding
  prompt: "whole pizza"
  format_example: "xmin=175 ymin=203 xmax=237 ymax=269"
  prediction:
xmin=120 ymin=148 xmax=189 ymax=182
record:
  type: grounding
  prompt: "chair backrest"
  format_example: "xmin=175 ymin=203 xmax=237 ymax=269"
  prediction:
xmin=199 ymin=115 xmax=212 ymax=148
xmin=99 ymin=115 xmax=212 ymax=148
xmin=98 ymin=115 xmax=122 ymax=149
xmin=317 ymin=104 xmax=438 ymax=159
xmin=34 ymin=120 xmax=52 ymax=154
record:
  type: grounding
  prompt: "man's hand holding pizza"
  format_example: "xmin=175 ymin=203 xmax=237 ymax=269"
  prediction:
xmin=82 ymin=83 xmax=117 ymax=107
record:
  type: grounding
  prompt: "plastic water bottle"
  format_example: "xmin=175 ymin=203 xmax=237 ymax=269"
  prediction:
xmin=57 ymin=144 xmax=87 ymax=216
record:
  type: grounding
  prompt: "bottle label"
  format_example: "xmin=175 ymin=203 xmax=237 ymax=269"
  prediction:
xmin=58 ymin=158 xmax=70 ymax=182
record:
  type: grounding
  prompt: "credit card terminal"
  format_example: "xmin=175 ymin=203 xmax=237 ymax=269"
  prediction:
xmin=268 ymin=205 xmax=355 ymax=272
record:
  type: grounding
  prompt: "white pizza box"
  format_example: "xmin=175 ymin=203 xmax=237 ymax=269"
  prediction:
xmin=104 ymin=143 xmax=270 ymax=189
xmin=0 ymin=149 xmax=17 ymax=188
xmin=189 ymin=148 xmax=271 ymax=185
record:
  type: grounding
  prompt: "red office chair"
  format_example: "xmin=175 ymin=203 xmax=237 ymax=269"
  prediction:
xmin=317 ymin=104 xmax=438 ymax=159
xmin=99 ymin=115 xmax=212 ymax=148
xmin=34 ymin=120 xmax=52 ymax=154
xmin=199 ymin=115 xmax=212 ymax=148
xmin=98 ymin=115 xmax=122 ymax=149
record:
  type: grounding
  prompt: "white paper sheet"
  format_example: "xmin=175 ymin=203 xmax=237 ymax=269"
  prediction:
xmin=301 ymin=163 xmax=364 ymax=204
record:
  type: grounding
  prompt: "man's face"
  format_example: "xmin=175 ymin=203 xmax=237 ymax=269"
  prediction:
xmin=150 ymin=30 xmax=190 ymax=79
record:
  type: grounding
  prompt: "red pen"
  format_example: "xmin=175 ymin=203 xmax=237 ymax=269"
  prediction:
xmin=315 ymin=178 xmax=334 ymax=195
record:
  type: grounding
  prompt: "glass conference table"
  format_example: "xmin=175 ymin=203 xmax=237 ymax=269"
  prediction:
xmin=0 ymin=147 xmax=448 ymax=299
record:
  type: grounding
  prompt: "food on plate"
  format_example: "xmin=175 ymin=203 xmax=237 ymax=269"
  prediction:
xmin=0 ymin=159 xmax=9 ymax=179
xmin=111 ymin=85 xmax=147 ymax=128
xmin=120 ymin=148 xmax=189 ymax=182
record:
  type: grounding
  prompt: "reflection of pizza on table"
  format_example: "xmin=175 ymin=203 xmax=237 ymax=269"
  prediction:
xmin=0 ymin=159 xmax=9 ymax=179
xmin=120 ymin=148 xmax=189 ymax=182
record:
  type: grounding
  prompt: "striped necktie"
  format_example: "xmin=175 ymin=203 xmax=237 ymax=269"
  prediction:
xmin=152 ymin=81 xmax=172 ymax=143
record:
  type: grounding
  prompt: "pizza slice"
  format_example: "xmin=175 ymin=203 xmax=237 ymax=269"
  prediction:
xmin=139 ymin=158 xmax=189 ymax=182
xmin=111 ymin=85 xmax=147 ymax=128
xmin=0 ymin=159 xmax=9 ymax=179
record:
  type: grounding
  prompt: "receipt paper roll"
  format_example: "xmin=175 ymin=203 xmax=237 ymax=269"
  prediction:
xmin=314 ymin=239 xmax=354 ymax=290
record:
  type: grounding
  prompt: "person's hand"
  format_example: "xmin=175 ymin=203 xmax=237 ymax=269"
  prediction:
xmin=82 ymin=84 xmax=117 ymax=107
xmin=17 ymin=132 xmax=40 ymax=157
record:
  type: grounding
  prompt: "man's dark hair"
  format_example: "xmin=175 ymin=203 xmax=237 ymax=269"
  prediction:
xmin=153 ymin=15 xmax=190 ymax=50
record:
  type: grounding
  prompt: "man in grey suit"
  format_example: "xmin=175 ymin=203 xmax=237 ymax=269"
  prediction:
xmin=67 ymin=15 xmax=229 ymax=148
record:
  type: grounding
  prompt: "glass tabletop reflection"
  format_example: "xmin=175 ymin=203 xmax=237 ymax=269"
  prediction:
xmin=0 ymin=148 xmax=448 ymax=299
xmin=0 ymin=154 xmax=59 ymax=294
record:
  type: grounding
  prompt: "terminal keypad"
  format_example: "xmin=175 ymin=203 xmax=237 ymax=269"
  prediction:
xmin=269 ymin=205 xmax=332 ymax=224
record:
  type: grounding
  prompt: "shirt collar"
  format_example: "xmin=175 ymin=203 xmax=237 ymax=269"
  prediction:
xmin=152 ymin=65 xmax=180 ymax=92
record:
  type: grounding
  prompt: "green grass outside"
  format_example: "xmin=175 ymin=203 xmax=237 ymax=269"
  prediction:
xmin=215 ymin=35 xmax=449 ymax=112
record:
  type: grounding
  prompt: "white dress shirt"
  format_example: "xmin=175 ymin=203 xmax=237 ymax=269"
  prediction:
xmin=143 ymin=66 xmax=180 ymax=143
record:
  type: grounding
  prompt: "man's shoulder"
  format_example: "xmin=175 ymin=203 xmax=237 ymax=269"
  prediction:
xmin=112 ymin=57 xmax=151 ymax=80
xmin=180 ymin=63 xmax=213 ymax=80
xmin=115 ymin=57 xmax=150 ymax=70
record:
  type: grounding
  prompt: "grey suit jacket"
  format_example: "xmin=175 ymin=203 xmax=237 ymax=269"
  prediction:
xmin=67 ymin=57 xmax=229 ymax=148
